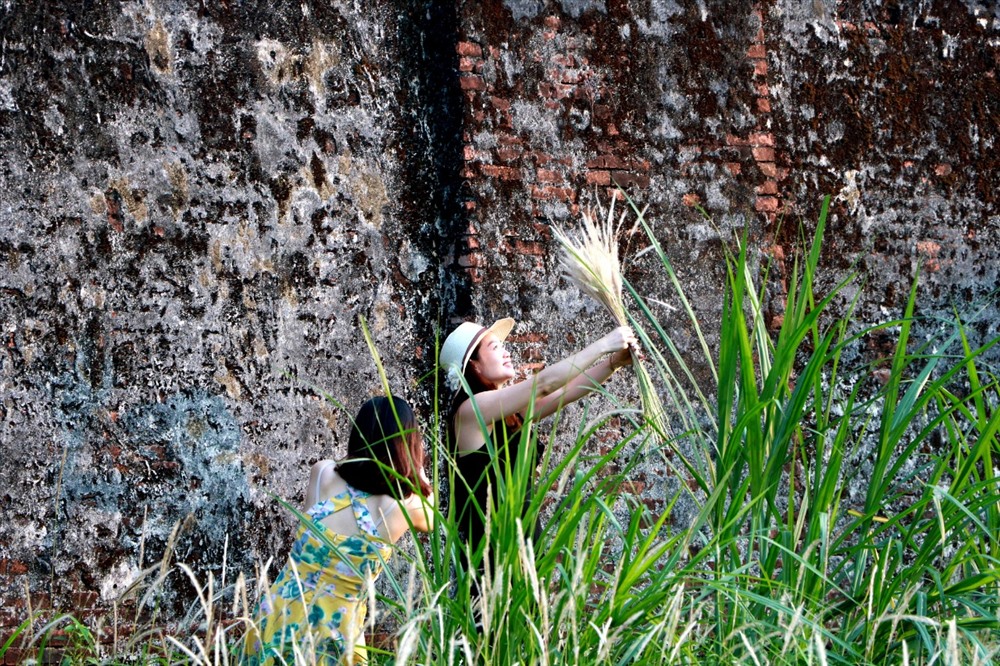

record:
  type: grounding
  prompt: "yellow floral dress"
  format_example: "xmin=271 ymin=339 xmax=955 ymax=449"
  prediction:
xmin=245 ymin=485 xmax=392 ymax=665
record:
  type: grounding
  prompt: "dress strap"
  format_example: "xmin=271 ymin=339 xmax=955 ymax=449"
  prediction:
xmin=344 ymin=485 xmax=381 ymax=538
xmin=306 ymin=496 xmax=345 ymax=523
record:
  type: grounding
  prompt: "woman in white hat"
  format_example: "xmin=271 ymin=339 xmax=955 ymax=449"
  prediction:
xmin=439 ymin=318 xmax=636 ymax=565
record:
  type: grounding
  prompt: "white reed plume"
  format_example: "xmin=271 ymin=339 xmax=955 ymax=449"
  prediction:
xmin=552 ymin=195 xmax=668 ymax=441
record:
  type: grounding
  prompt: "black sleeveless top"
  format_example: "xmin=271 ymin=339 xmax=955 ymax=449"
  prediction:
xmin=453 ymin=417 xmax=535 ymax=555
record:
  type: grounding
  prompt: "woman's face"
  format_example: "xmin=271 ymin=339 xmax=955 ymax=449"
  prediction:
xmin=469 ymin=332 xmax=515 ymax=386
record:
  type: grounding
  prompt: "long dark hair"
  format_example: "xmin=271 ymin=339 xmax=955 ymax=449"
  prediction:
xmin=447 ymin=342 xmax=523 ymax=450
xmin=337 ymin=396 xmax=431 ymax=498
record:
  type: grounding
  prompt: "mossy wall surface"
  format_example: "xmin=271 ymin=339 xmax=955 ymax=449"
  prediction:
xmin=1 ymin=0 xmax=997 ymax=628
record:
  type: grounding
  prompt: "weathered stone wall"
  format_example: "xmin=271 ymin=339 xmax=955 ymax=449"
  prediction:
xmin=0 ymin=0 xmax=462 ymax=629
xmin=1 ymin=0 xmax=998 ymax=642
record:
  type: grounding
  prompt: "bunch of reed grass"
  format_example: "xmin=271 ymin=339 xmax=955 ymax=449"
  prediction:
xmin=552 ymin=194 xmax=669 ymax=441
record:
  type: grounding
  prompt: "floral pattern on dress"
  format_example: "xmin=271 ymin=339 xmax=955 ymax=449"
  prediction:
xmin=244 ymin=486 xmax=392 ymax=666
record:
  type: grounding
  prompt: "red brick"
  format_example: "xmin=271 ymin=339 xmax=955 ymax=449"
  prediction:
xmin=615 ymin=480 xmax=647 ymax=494
xmin=755 ymin=196 xmax=780 ymax=212
xmin=480 ymin=164 xmax=520 ymax=181
xmin=753 ymin=146 xmax=775 ymax=161
xmin=756 ymin=82 xmax=770 ymax=97
xmin=585 ymin=170 xmax=611 ymax=186
xmin=531 ymin=186 xmax=576 ymax=202
xmin=4 ymin=648 xmax=25 ymax=665
xmin=592 ymin=153 xmax=646 ymax=169
xmin=747 ymin=43 xmax=766 ymax=59
xmin=724 ymin=162 xmax=741 ymax=175
xmin=759 ymin=162 xmax=778 ymax=178
xmin=753 ymin=59 xmax=768 ymax=76
xmin=531 ymin=222 xmax=552 ymax=238
xmin=756 ymin=180 xmax=778 ymax=195
xmin=459 ymin=75 xmax=486 ymax=91
xmin=7 ymin=561 xmax=27 ymax=575
xmin=496 ymin=147 xmax=522 ymax=162
xmin=490 ymin=96 xmax=511 ymax=111
xmin=462 ymin=145 xmax=480 ymax=162
xmin=726 ymin=134 xmax=750 ymax=146
xmin=456 ymin=41 xmax=482 ymax=57
xmin=30 ymin=593 xmax=51 ymax=610
xmin=537 ymin=168 xmax=563 ymax=183
xmin=586 ymin=155 xmax=631 ymax=170
xmin=916 ymin=240 xmax=941 ymax=256
xmin=749 ymin=132 xmax=775 ymax=147
xmin=508 ymin=331 xmax=549 ymax=344
xmin=521 ymin=362 xmax=546 ymax=375
xmin=539 ymin=82 xmax=574 ymax=99
xmin=756 ymin=97 xmax=772 ymax=113
xmin=498 ymin=133 xmax=522 ymax=146
xmin=611 ymin=172 xmax=650 ymax=188
xmin=458 ymin=56 xmax=476 ymax=72
xmin=512 ymin=240 xmax=547 ymax=256
xmin=544 ymin=15 xmax=561 ymax=29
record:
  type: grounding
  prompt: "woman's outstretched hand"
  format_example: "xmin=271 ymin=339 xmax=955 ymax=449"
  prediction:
xmin=602 ymin=326 xmax=640 ymax=370
xmin=599 ymin=326 xmax=638 ymax=355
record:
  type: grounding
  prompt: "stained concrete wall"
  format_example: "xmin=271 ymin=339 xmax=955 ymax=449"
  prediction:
xmin=0 ymin=0 xmax=464 ymax=622
xmin=1 ymin=0 xmax=998 ymax=634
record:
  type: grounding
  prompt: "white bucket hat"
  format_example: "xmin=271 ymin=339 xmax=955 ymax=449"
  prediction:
xmin=440 ymin=318 xmax=515 ymax=392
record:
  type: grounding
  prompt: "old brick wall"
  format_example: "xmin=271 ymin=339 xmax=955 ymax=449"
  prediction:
xmin=1 ymin=0 xmax=999 ymax=650
xmin=451 ymin=0 xmax=999 ymax=522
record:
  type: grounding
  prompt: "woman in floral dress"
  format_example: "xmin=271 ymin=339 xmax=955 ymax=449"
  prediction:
xmin=245 ymin=396 xmax=435 ymax=665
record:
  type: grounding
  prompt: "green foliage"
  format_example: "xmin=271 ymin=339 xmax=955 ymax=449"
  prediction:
xmin=370 ymin=193 xmax=999 ymax=665
xmin=16 ymin=195 xmax=998 ymax=665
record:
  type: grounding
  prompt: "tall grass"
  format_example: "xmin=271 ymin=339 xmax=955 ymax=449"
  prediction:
xmin=9 ymin=195 xmax=998 ymax=665
xmin=386 ymin=193 xmax=1000 ymax=664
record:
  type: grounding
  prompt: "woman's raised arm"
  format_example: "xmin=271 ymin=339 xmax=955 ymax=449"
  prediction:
xmin=454 ymin=326 xmax=635 ymax=448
